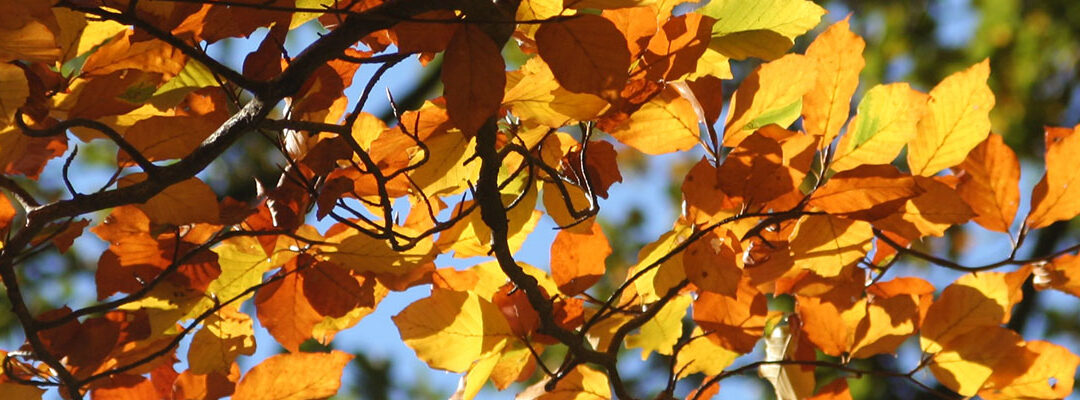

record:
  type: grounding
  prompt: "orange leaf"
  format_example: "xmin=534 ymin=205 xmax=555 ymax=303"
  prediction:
xmin=955 ymin=133 xmax=1020 ymax=232
xmin=641 ymin=13 xmax=715 ymax=81
xmin=788 ymin=214 xmax=873 ymax=277
xmin=808 ymin=378 xmax=852 ymax=400
xmin=717 ymin=132 xmax=794 ymax=207
xmin=980 ymin=340 xmax=1080 ymax=400
xmin=683 ymin=228 xmax=743 ymax=296
xmin=929 ymin=326 xmax=1030 ymax=396
xmin=551 ymin=220 xmax=612 ymax=295
xmin=608 ymin=86 xmax=700 ymax=154
xmin=920 ymin=267 xmax=1030 ymax=354
xmin=1034 ymin=251 xmax=1080 ymax=298
xmin=173 ymin=365 xmax=239 ymax=400
xmin=231 ymin=350 xmax=353 ymax=400
xmin=441 ymin=24 xmax=504 ymax=134
xmin=90 ymin=374 xmax=158 ymax=400
xmin=907 ymin=59 xmax=994 ymax=176
xmin=871 ymin=176 xmax=976 ymax=240
xmin=723 ymin=54 xmax=817 ymax=147
xmin=809 ymin=165 xmax=922 ymax=220
xmin=692 ymin=279 xmax=767 ymax=353
xmin=82 ymin=30 xmax=187 ymax=78
xmin=254 ymin=258 xmax=324 ymax=353
xmin=602 ymin=6 xmax=657 ymax=59
xmin=117 ymin=175 xmax=220 ymax=225
xmin=1026 ymin=124 xmax=1080 ymax=229
xmin=802 ymin=16 xmax=864 ymax=145
xmin=536 ymin=14 xmax=630 ymax=97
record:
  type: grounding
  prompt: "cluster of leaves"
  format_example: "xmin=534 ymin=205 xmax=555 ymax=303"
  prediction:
xmin=1 ymin=0 xmax=1080 ymax=399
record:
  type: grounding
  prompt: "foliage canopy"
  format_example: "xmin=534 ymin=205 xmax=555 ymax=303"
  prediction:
xmin=1 ymin=0 xmax=1079 ymax=399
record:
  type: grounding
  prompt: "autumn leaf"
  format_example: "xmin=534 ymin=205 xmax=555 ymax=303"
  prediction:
xmin=1026 ymin=124 xmax=1080 ymax=229
xmin=701 ymin=0 xmax=825 ymax=61
xmin=809 ymin=165 xmax=923 ymax=220
xmin=693 ymin=279 xmax=767 ymax=353
xmin=802 ymin=16 xmax=864 ymax=145
xmin=536 ymin=14 xmax=630 ymax=97
xmin=231 ymin=350 xmax=353 ymax=400
xmin=788 ymin=214 xmax=873 ymax=277
xmin=683 ymin=228 xmax=744 ymax=296
xmin=980 ymin=340 xmax=1080 ymax=400
xmin=551 ymin=220 xmax=612 ymax=295
xmin=442 ymin=24 xmax=505 ymax=134
xmin=118 ymin=175 xmax=220 ymax=225
xmin=724 ymin=54 xmax=817 ymax=147
xmin=920 ymin=268 xmax=1030 ymax=354
xmin=626 ymin=294 xmax=690 ymax=360
xmin=830 ymin=83 xmax=928 ymax=172
xmin=608 ymin=86 xmax=700 ymax=154
xmin=393 ymin=289 xmax=513 ymax=373
xmin=955 ymin=133 xmax=1021 ymax=232
xmin=907 ymin=59 xmax=995 ymax=176
xmin=188 ymin=306 xmax=256 ymax=374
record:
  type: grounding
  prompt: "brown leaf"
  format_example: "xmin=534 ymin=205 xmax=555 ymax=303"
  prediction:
xmin=442 ymin=24 xmax=505 ymax=134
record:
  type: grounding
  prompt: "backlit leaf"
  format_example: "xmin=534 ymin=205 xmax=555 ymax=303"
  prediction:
xmin=442 ymin=24 xmax=504 ymax=134
xmin=701 ymin=0 xmax=825 ymax=60
xmin=551 ymin=220 xmax=611 ymax=295
xmin=724 ymin=54 xmax=816 ymax=147
xmin=393 ymin=289 xmax=513 ymax=373
xmin=608 ymin=86 xmax=700 ymax=154
xmin=802 ymin=17 xmax=864 ymax=144
xmin=920 ymin=268 xmax=1030 ymax=354
xmin=907 ymin=59 xmax=994 ymax=176
xmin=955 ymin=133 xmax=1021 ymax=232
xmin=536 ymin=14 xmax=630 ymax=96
xmin=232 ymin=350 xmax=353 ymax=400
xmin=980 ymin=340 xmax=1080 ymax=400
xmin=626 ymin=294 xmax=690 ymax=360
xmin=830 ymin=83 xmax=928 ymax=172
xmin=788 ymin=214 xmax=873 ymax=277
xmin=1026 ymin=124 xmax=1080 ymax=229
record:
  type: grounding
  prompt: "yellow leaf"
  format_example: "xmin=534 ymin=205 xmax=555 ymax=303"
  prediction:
xmin=685 ymin=48 xmax=733 ymax=80
xmin=0 ymin=1 xmax=60 ymax=63
xmin=452 ymin=342 xmax=505 ymax=400
xmin=802 ymin=17 xmax=864 ymax=145
xmin=830 ymin=83 xmax=928 ymax=172
xmin=0 ymin=62 xmax=28 ymax=125
xmin=723 ymin=54 xmax=817 ymax=147
xmin=529 ymin=365 xmax=610 ymax=400
xmin=209 ymin=236 xmax=273 ymax=306
xmin=118 ymin=175 xmax=220 ymax=225
xmin=564 ymin=0 xmax=654 ymax=9
xmin=1026 ymin=124 xmax=1080 ymax=229
xmin=675 ymin=327 xmax=738 ymax=377
xmin=871 ymin=176 xmax=975 ymax=240
xmin=408 ymin=130 xmax=479 ymax=196
xmin=788 ymin=214 xmax=873 ymax=277
xmin=438 ymin=185 xmax=541 ymax=258
xmin=702 ymin=0 xmax=825 ymax=60
xmin=324 ymin=227 xmax=435 ymax=275
xmin=626 ymin=294 xmax=690 ymax=360
xmin=393 ymin=289 xmax=513 ymax=373
xmin=622 ymin=224 xmax=691 ymax=304
xmin=907 ymin=59 xmax=995 ymax=176
xmin=929 ymin=326 xmax=1026 ymax=396
xmin=955 ymin=133 xmax=1021 ymax=232
xmin=188 ymin=305 xmax=256 ymax=374
xmin=609 ymin=86 xmax=700 ymax=154
xmin=920 ymin=268 xmax=1030 ymax=354
xmin=517 ymin=0 xmax=571 ymax=39
xmin=232 ymin=350 xmax=353 ymax=400
xmin=980 ymin=340 xmax=1080 ymax=400
xmin=504 ymin=57 xmax=608 ymax=127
